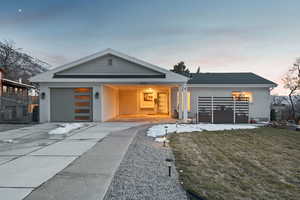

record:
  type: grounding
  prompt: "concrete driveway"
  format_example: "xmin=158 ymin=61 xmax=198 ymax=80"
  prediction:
xmin=0 ymin=122 xmax=143 ymax=200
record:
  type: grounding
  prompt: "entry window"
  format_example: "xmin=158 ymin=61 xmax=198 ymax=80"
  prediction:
xmin=177 ymin=92 xmax=191 ymax=111
xmin=73 ymin=88 xmax=92 ymax=121
xmin=75 ymin=109 xmax=90 ymax=113
xmin=232 ymin=91 xmax=253 ymax=102
xmin=75 ymin=102 xmax=90 ymax=107
xmin=75 ymin=95 xmax=90 ymax=100
xmin=75 ymin=116 xmax=90 ymax=121
xmin=3 ymin=86 xmax=7 ymax=94
xmin=74 ymin=88 xmax=91 ymax=93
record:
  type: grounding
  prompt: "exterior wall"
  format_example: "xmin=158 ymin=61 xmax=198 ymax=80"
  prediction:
xmin=57 ymin=55 xmax=162 ymax=75
xmin=119 ymin=89 xmax=138 ymax=115
xmin=39 ymin=85 xmax=50 ymax=123
xmin=39 ymin=82 xmax=101 ymax=123
xmin=188 ymin=86 xmax=271 ymax=121
xmin=102 ymin=85 xmax=119 ymax=121
xmin=171 ymin=87 xmax=178 ymax=117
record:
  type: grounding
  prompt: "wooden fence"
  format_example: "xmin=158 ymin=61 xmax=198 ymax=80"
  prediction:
xmin=0 ymin=95 xmax=39 ymax=123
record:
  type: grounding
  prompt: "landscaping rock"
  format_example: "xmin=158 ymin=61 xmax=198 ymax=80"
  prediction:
xmin=104 ymin=127 xmax=187 ymax=200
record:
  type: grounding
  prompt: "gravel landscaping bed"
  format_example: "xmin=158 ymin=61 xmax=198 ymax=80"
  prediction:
xmin=104 ymin=126 xmax=188 ymax=200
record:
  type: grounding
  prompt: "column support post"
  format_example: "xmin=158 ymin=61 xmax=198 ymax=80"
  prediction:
xmin=182 ymin=84 xmax=188 ymax=122
xmin=178 ymin=86 xmax=183 ymax=120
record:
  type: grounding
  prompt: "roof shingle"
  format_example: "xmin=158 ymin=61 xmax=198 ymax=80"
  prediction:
xmin=188 ymin=72 xmax=277 ymax=85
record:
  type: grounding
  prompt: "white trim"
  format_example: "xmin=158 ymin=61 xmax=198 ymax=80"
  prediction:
xmin=182 ymin=84 xmax=188 ymax=122
xmin=30 ymin=49 xmax=188 ymax=83
xmin=46 ymin=87 xmax=50 ymax=122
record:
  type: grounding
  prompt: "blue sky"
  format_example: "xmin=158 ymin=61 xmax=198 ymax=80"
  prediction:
xmin=1 ymin=0 xmax=300 ymax=94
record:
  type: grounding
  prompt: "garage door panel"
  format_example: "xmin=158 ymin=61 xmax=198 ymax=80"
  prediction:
xmin=50 ymin=88 xmax=92 ymax=122
xmin=197 ymin=97 xmax=249 ymax=124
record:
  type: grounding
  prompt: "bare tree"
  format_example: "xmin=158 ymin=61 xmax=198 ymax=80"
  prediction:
xmin=271 ymin=95 xmax=289 ymax=105
xmin=0 ymin=40 xmax=22 ymax=72
xmin=0 ymin=39 xmax=49 ymax=82
xmin=282 ymin=58 xmax=300 ymax=120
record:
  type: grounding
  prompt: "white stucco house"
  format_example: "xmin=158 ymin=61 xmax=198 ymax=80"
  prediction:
xmin=30 ymin=49 xmax=277 ymax=123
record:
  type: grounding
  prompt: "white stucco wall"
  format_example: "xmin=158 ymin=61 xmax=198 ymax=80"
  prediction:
xmin=171 ymin=87 xmax=179 ymax=117
xmin=39 ymin=85 xmax=50 ymax=123
xmin=102 ymin=85 xmax=119 ymax=121
xmin=188 ymin=86 xmax=271 ymax=121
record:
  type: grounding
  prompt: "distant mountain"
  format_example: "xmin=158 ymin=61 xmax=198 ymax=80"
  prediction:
xmin=0 ymin=41 xmax=51 ymax=83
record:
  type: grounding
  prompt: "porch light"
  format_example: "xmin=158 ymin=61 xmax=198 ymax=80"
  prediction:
xmin=165 ymin=158 xmax=173 ymax=177
xmin=95 ymin=92 xmax=99 ymax=99
xmin=41 ymin=92 xmax=45 ymax=100
xmin=146 ymin=88 xmax=153 ymax=92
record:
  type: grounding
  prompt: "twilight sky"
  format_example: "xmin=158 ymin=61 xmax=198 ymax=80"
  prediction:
xmin=1 ymin=0 xmax=300 ymax=94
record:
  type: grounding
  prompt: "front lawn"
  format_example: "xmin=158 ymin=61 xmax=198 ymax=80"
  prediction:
xmin=169 ymin=128 xmax=300 ymax=200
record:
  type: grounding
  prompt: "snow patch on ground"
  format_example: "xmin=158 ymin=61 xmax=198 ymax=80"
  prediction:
xmin=147 ymin=123 xmax=257 ymax=138
xmin=48 ymin=123 xmax=84 ymax=135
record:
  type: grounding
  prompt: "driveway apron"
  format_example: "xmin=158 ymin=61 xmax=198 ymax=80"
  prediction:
xmin=0 ymin=122 xmax=143 ymax=200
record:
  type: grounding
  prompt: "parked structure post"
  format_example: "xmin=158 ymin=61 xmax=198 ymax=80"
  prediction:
xmin=182 ymin=84 xmax=188 ymax=122
xmin=211 ymin=96 xmax=214 ymax=124
xmin=178 ymin=86 xmax=183 ymax=120
xmin=233 ymin=96 xmax=236 ymax=124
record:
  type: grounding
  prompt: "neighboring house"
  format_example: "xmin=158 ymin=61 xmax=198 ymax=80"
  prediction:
xmin=30 ymin=49 xmax=277 ymax=123
xmin=0 ymin=68 xmax=37 ymax=121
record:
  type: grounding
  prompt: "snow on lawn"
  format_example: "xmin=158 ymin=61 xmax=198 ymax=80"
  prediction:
xmin=147 ymin=123 xmax=257 ymax=138
xmin=48 ymin=123 xmax=84 ymax=135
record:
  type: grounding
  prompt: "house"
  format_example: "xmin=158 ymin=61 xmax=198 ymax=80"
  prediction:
xmin=30 ymin=49 xmax=277 ymax=123
xmin=0 ymin=68 xmax=35 ymax=97
xmin=0 ymin=68 xmax=37 ymax=121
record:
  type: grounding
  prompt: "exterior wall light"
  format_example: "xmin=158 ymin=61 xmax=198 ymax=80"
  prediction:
xmin=41 ymin=92 xmax=46 ymax=100
xmin=95 ymin=92 xmax=99 ymax=99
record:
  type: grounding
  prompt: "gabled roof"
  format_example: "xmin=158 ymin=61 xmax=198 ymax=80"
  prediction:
xmin=30 ymin=49 xmax=188 ymax=84
xmin=188 ymin=72 xmax=277 ymax=86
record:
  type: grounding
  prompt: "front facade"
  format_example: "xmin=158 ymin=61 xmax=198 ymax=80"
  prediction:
xmin=30 ymin=49 xmax=276 ymax=123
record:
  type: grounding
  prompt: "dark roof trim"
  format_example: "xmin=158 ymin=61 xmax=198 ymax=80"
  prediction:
xmin=53 ymin=74 xmax=166 ymax=79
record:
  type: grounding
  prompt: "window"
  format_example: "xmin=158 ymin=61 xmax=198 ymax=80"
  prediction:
xmin=75 ymin=102 xmax=90 ymax=107
xmin=177 ymin=91 xmax=191 ymax=111
xmin=3 ymin=86 xmax=7 ymax=93
xmin=74 ymin=88 xmax=91 ymax=93
xmin=75 ymin=116 xmax=90 ymax=121
xmin=75 ymin=95 xmax=90 ymax=100
xmin=232 ymin=91 xmax=253 ymax=102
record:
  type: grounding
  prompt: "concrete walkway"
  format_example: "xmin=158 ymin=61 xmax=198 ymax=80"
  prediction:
xmin=0 ymin=122 xmax=143 ymax=200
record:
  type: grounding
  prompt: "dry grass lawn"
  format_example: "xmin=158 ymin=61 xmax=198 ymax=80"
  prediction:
xmin=169 ymin=128 xmax=300 ymax=200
